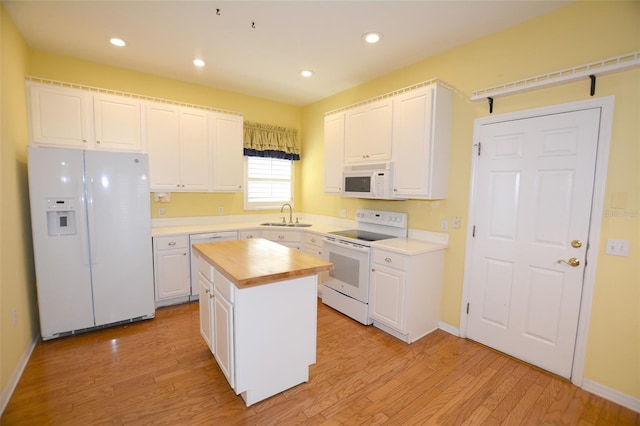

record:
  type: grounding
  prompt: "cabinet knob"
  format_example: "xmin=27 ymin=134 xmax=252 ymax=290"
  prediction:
xmin=278 ymin=235 xmax=284 ymax=239
xmin=385 ymin=257 xmax=392 ymax=263
xmin=168 ymin=241 xmax=176 ymax=246
xmin=97 ymin=140 xmax=101 ymax=144
xmin=82 ymin=139 xmax=87 ymax=143
xmin=246 ymin=235 xmax=253 ymax=239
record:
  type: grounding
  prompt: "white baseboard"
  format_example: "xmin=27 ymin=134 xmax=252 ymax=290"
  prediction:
xmin=582 ymin=379 xmax=640 ymax=413
xmin=0 ymin=334 xmax=38 ymax=415
xmin=438 ymin=321 xmax=459 ymax=337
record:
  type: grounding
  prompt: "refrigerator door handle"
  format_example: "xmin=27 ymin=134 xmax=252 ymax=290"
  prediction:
xmin=85 ymin=174 xmax=97 ymax=265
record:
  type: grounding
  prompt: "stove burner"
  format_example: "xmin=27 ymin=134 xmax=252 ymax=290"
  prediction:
xmin=328 ymin=229 xmax=396 ymax=242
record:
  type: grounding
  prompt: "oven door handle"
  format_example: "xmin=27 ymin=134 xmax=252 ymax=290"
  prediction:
xmin=323 ymin=237 xmax=370 ymax=252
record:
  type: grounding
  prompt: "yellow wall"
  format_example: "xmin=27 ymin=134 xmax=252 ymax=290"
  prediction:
xmin=0 ymin=5 xmax=38 ymax=395
xmin=1 ymin=0 xmax=638 ymax=406
xmin=301 ymin=1 xmax=640 ymax=399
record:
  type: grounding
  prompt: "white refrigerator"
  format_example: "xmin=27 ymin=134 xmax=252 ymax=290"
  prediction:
xmin=28 ymin=146 xmax=155 ymax=340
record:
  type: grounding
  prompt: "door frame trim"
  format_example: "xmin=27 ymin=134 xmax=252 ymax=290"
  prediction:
xmin=459 ymin=96 xmax=614 ymax=386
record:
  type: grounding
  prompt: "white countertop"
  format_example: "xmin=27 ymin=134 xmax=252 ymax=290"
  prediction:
xmin=152 ymin=214 xmax=448 ymax=255
xmin=371 ymin=237 xmax=447 ymax=255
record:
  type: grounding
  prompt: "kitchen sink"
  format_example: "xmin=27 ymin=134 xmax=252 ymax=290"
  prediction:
xmin=260 ymin=222 xmax=312 ymax=227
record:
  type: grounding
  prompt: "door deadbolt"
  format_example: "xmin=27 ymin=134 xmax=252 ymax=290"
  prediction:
xmin=571 ymin=240 xmax=582 ymax=248
xmin=557 ymin=257 xmax=580 ymax=267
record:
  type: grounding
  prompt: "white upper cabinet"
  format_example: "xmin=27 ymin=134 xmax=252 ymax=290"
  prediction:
xmin=392 ymin=84 xmax=452 ymax=199
xmin=344 ymin=98 xmax=393 ymax=164
xmin=27 ymin=82 xmax=143 ymax=152
xmin=146 ymin=104 xmax=181 ymax=190
xmin=146 ymin=103 xmax=211 ymax=192
xmin=27 ymin=83 xmax=92 ymax=149
xmin=179 ymin=109 xmax=210 ymax=191
xmin=323 ymin=112 xmax=345 ymax=193
xmin=210 ymin=113 xmax=243 ymax=192
xmin=93 ymin=94 xmax=142 ymax=152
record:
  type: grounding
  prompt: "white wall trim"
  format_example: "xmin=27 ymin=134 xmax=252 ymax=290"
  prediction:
xmin=458 ymin=96 xmax=615 ymax=389
xmin=438 ymin=322 xmax=459 ymax=337
xmin=0 ymin=334 xmax=38 ymax=415
xmin=582 ymin=379 xmax=640 ymax=413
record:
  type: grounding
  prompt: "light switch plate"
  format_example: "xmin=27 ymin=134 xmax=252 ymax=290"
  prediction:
xmin=605 ymin=239 xmax=630 ymax=257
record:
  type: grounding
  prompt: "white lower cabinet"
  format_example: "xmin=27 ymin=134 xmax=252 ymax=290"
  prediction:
xmin=370 ymin=247 xmax=445 ymax=343
xmin=262 ymin=230 xmax=302 ymax=250
xmin=302 ymin=233 xmax=328 ymax=295
xmin=152 ymin=235 xmax=190 ymax=307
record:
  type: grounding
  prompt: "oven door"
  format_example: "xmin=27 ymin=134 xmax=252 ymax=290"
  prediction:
xmin=322 ymin=237 xmax=371 ymax=303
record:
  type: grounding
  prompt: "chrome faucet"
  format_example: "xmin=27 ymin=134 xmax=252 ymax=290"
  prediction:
xmin=280 ymin=203 xmax=293 ymax=224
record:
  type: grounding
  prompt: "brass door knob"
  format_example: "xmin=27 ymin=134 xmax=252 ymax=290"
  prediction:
xmin=557 ymin=257 xmax=580 ymax=267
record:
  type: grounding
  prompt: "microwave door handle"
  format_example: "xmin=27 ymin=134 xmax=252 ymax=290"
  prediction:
xmin=323 ymin=238 xmax=369 ymax=252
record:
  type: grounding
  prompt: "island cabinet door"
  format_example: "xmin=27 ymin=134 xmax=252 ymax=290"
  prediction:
xmin=198 ymin=274 xmax=214 ymax=354
xmin=213 ymin=287 xmax=235 ymax=388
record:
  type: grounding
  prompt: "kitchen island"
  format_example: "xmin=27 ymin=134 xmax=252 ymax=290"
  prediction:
xmin=192 ymin=238 xmax=332 ymax=407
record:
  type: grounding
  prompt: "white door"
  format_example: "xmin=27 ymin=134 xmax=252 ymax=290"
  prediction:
xmin=85 ymin=150 xmax=155 ymax=326
xmin=465 ymin=108 xmax=601 ymax=378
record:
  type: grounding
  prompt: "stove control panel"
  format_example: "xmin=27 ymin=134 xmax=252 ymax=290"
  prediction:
xmin=355 ymin=209 xmax=407 ymax=229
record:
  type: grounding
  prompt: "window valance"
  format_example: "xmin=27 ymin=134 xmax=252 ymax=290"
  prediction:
xmin=243 ymin=121 xmax=300 ymax=161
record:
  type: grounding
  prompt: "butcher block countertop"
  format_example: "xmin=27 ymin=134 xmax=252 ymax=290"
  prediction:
xmin=192 ymin=238 xmax=333 ymax=288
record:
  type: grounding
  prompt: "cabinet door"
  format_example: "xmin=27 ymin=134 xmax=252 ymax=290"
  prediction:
xmin=28 ymin=83 xmax=91 ymax=148
xmin=344 ymin=106 xmax=368 ymax=163
xmin=367 ymin=99 xmax=393 ymax=162
xmin=93 ymin=94 xmax=142 ymax=152
xmin=370 ymin=264 xmax=406 ymax=332
xmin=392 ymin=85 xmax=452 ymax=199
xmin=210 ymin=113 xmax=243 ymax=192
xmin=323 ymin=112 xmax=345 ymax=193
xmin=199 ymin=276 xmax=214 ymax=353
xmin=180 ymin=109 xmax=211 ymax=191
xmin=344 ymin=99 xmax=393 ymax=164
xmin=146 ymin=104 xmax=181 ymax=190
xmin=214 ymin=287 xmax=235 ymax=388
xmin=154 ymin=248 xmax=190 ymax=300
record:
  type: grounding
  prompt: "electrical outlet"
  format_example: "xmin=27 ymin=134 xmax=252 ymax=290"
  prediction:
xmin=158 ymin=207 xmax=165 ymax=216
xmin=452 ymin=216 xmax=461 ymax=229
xmin=605 ymin=239 xmax=630 ymax=257
xmin=340 ymin=209 xmax=347 ymax=218
xmin=218 ymin=206 xmax=224 ymax=215
xmin=441 ymin=220 xmax=448 ymax=231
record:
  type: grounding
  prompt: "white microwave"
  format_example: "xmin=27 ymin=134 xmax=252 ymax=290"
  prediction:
xmin=342 ymin=163 xmax=401 ymax=200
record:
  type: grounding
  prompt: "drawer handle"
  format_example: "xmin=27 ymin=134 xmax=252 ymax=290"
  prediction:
xmin=168 ymin=241 xmax=177 ymax=246
xmin=385 ymin=257 xmax=392 ymax=263
xmin=278 ymin=235 xmax=284 ymax=239
xmin=246 ymin=235 xmax=253 ymax=239
xmin=311 ymin=238 xmax=316 ymax=243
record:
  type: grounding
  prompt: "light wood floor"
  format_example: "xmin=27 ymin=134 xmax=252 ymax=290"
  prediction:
xmin=2 ymin=301 xmax=638 ymax=425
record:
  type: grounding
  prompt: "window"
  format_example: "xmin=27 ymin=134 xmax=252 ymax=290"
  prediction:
xmin=244 ymin=156 xmax=293 ymax=210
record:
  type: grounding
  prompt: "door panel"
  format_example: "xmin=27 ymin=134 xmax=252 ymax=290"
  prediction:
xmin=467 ymin=108 xmax=601 ymax=378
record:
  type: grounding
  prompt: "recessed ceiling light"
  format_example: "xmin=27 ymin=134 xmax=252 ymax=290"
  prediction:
xmin=362 ymin=32 xmax=382 ymax=44
xmin=301 ymin=70 xmax=314 ymax=78
xmin=109 ymin=38 xmax=126 ymax=47
xmin=193 ymin=59 xmax=206 ymax=67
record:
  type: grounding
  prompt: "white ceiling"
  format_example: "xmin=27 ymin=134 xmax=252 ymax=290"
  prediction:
xmin=3 ymin=1 xmax=571 ymax=106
